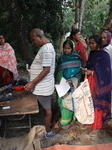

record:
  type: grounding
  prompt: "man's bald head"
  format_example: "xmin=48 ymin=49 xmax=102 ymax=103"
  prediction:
xmin=30 ymin=28 xmax=48 ymax=47
xmin=30 ymin=28 xmax=44 ymax=37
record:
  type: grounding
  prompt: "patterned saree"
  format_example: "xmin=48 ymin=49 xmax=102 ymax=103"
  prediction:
xmin=55 ymin=51 xmax=82 ymax=125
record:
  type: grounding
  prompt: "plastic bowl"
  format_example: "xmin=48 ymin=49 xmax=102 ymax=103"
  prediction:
xmin=14 ymin=85 xmax=24 ymax=91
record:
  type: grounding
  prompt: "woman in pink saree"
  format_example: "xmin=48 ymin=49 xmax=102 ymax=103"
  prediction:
xmin=0 ymin=34 xmax=18 ymax=84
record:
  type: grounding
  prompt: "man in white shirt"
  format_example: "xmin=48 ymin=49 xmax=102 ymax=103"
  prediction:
xmin=24 ymin=28 xmax=55 ymax=137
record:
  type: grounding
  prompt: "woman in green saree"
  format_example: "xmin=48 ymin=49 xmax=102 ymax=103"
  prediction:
xmin=55 ymin=40 xmax=82 ymax=129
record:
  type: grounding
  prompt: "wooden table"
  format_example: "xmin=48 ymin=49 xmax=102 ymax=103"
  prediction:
xmin=0 ymin=90 xmax=39 ymax=116
xmin=0 ymin=89 xmax=39 ymax=137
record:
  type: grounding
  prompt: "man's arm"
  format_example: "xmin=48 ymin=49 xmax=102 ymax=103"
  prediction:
xmin=24 ymin=66 xmax=50 ymax=91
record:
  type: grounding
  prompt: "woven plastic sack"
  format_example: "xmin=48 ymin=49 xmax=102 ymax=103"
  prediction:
xmin=62 ymin=89 xmax=74 ymax=111
xmin=72 ymin=78 xmax=94 ymax=124
xmin=0 ymin=125 xmax=45 ymax=150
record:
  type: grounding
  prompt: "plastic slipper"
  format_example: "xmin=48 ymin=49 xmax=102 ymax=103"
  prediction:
xmin=89 ymin=129 xmax=99 ymax=137
xmin=52 ymin=141 xmax=69 ymax=146
xmin=46 ymin=131 xmax=60 ymax=137
xmin=60 ymin=141 xmax=70 ymax=145
xmin=39 ymin=131 xmax=60 ymax=138
xmin=61 ymin=124 xmax=71 ymax=130
xmin=81 ymin=124 xmax=91 ymax=130
xmin=52 ymin=141 xmax=61 ymax=146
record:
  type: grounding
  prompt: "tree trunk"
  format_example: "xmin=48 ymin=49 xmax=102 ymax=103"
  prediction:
xmin=75 ymin=0 xmax=80 ymax=28
xmin=59 ymin=35 xmax=65 ymax=54
xmin=5 ymin=0 xmax=34 ymax=64
xmin=75 ymin=0 xmax=86 ymax=31
xmin=100 ymin=0 xmax=112 ymax=34
xmin=79 ymin=0 xmax=86 ymax=31
xmin=104 ymin=0 xmax=112 ymax=27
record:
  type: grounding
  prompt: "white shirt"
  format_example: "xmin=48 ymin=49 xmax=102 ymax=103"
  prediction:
xmin=30 ymin=43 xmax=55 ymax=96
xmin=104 ymin=44 xmax=112 ymax=69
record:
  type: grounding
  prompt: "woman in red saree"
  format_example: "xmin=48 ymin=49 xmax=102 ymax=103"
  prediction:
xmin=83 ymin=34 xmax=111 ymax=131
xmin=69 ymin=29 xmax=88 ymax=65
xmin=0 ymin=34 xmax=18 ymax=84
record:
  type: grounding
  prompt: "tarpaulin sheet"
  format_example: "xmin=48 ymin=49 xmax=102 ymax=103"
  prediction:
xmin=42 ymin=143 xmax=112 ymax=150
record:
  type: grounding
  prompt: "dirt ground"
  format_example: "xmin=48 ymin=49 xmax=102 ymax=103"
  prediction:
xmin=0 ymin=104 xmax=112 ymax=149
xmin=0 ymin=70 xmax=112 ymax=149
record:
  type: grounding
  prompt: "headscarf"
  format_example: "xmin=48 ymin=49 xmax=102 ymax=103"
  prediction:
xmin=86 ymin=50 xmax=111 ymax=97
xmin=56 ymin=40 xmax=82 ymax=79
xmin=103 ymin=30 xmax=112 ymax=46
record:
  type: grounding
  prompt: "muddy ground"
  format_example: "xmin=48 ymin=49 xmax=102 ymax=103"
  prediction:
xmin=0 ymin=70 xmax=112 ymax=148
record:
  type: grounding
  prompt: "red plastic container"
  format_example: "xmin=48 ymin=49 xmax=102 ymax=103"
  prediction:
xmin=14 ymin=85 xmax=24 ymax=91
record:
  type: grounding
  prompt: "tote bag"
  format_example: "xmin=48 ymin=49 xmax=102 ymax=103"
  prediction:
xmin=72 ymin=78 xmax=94 ymax=124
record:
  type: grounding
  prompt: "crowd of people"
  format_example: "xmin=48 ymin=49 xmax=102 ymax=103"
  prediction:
xmin=24 ymin=27 xmax=111 ymax=137
xmin=0 ymin=25 xmax=112 ymax=138
xmin=55 ymin=29 xmax=111 ymax=136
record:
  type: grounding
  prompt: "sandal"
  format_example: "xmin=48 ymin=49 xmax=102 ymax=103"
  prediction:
xmin=61 ymin=124 xmax=71 ymax=130
xmin=52 ymin=141 xmax=69 ymax=146
xmin=89 ymin=129 xmax=99 ymax=137
xmin=81 ymin=124 xmax=91 ymax=130
xmin=60 ymin=141 xmax=70 ymax=145
xmin=52 ymin=141 xmax=61 ymax=146
xmin=39 ymin=131 xmax=60 ymax=138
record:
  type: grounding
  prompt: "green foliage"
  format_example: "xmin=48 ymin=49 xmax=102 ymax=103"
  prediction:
xmin=0 ymin=0 xmax=111 ymax=69
xmin=19 ymin=0 xmax=64 ymax=40
xmin=0 ymin=0 xmax=22 ymax=64
xmin=0 ymin=0 xmax=67 ymax=68
xmin=17 ymin=56 xmax=26 ymax=69
xmin=63 ymin=8 xmax=75 ymax=33
xmin=82 ymin=0 xmax=109 ymax=37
